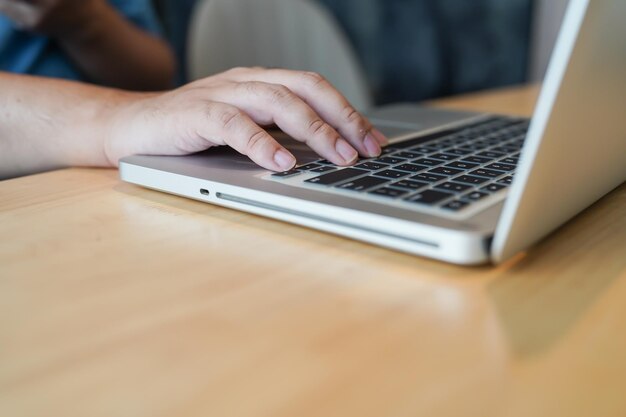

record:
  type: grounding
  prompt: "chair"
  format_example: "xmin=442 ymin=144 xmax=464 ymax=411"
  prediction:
xmin=187 ymin=0 xmax=373 ymax=110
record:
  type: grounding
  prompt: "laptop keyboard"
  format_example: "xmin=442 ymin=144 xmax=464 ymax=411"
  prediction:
xmin=270 ymin=116 xmax=529 ymax=213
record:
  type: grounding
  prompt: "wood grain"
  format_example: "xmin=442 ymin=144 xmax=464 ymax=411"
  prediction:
xmin=1 ymin=86 xmax=625 ymax=417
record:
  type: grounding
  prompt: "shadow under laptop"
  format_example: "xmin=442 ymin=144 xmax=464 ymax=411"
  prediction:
xmin=485 ymin=186 xmax=626 ymax=358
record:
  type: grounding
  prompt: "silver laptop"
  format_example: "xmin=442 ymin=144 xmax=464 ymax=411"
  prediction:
xmin=120 ymin=0 xmax=625 ymax=265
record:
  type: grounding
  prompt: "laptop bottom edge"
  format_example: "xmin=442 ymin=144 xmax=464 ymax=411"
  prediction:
xmin=120 ymin=162 xmax=493 ymax=266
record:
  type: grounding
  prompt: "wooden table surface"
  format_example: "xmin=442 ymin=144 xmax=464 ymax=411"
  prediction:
xmin=1 ymin=86 xmax=625 ymax=417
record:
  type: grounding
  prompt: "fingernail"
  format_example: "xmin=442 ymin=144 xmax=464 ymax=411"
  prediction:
xmin=371 ymin=128 xmax=389 ymax=145
xmin=335 ymin=138 xmax=358 ymax=163
xmin=274 ymin=149 xmax=296 ymax=171
xmin=364 ymin=134 xmax=382 ymax=157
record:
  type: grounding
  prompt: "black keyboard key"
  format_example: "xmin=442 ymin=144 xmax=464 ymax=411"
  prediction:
xmin=390 ymin=131 xmax=452 ymax=149
xmin=486 ymin=162 xmax=516 ymax=172
xmin=427 ymin=142 xmax=451 ymax=150
xmin=412 ymin=173 xmax=446 ymax=183
xmin=462 ymin=156 xmax=492 ymax=164
xmin=391 ymin=151 xmax=423 ymax=159
xmin=477 ymin=151 xmax=505 ymax=159
xmin=453 ymin=175 xmax=490 ymax=185
xmin=458 ymin=143 xmax=483 ymax=151
xmin=430 ymin=153 xmax=459 ymax=161
xmin=414 ymin=158 xmax=444 ymax=167
xmin=497 ymin=176 xmax=514 ymax=185
xmin=492 ymin=145 xmax=519 ymax=153
xmin=470 ymin=168 xmax=504 ymax=178
xmin=395 ymin=163 xmax=429 ymax=173
xmin=500 ymin=157 xmax=518 ymax=165
xmin=411 ymin=146 xmax=439 ymax=154
xmin=437 ymin=140 xmax=456 ymax=147
xmin=393 ymin=179 xmax=429 ymax=190
xmin=450 ymin=137 xmax=472 ymax=145
xmin=462 ymin=191 xmax=489 ymax=201
xmin=272 ymin=170 xmax=301 ymax=178
xmin=374 ymin=156 xmax=405 ymax=165
xmin=356 ymin=162 xmax=389 ymax=171
xmin=484 ymin=138 xmax=504 ymax=146
xmin=435 ymin=182 xmax=472 ymax=193
xmin=481 ymin=183 xmax=507 ymax=193
xmin=380 ymin=147 xmax=399 ymax=155
xmin=297 ymin=163 xmax=321 ymax=171
xmin=406 ymin=190 xmax=453 ymax=205
xmin=369 ymin=187 xmax=410 ymax=198
xmin=470 ymin=143 xmax=489 ymax=150
xmin=472 ymin=139 xmax=491 ymax=146
xmin=429 ymin=166 xmax=464 ymax=176
xmin=445 ymin=161 xmax=479 ymax=170
xmin=373 ymin=169 xmax=411 ymax=179
xmin=314 ymin=159 xmax=334 ymax=165
xmin=446 ymin=148 xmax=473 ymax=156
xmin=310 ymin=166 xmax=336 ymax=173
xmin=305 ymin=168 xmax=367 ymax=185
xmin=337 ymin=176 xmax=389 ymax=191
xmin=441 ymin=200 xmax=470 ymax=212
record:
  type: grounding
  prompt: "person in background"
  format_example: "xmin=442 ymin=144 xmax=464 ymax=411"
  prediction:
xmin=0 ymin=0 xmax=175 ymax=90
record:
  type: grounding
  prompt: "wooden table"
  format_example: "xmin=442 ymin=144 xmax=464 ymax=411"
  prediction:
xmin=1 ymin=86 xmax=625 ymax=417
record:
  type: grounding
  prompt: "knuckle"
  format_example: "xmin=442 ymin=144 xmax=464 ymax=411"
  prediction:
xmin=227 ymin=66 xmax=265 ymax=76
xmin=342 ymin=106 xmax=361 ymax=124
xmin=308 ymin=118 xmax=330 ymax=136
xmin=211 ymin=104 xmax=242 ymax=130
xmin=301 ymin=71 xmax=328 ymax=89
xmin=246 ymin=130 xmax=269 ymax=153
xmin=239 ymin=81 xmax=261 ymax=95
xmin=342 ymin=105 xmax=370 ymax=134
xmin=226 ymin=66 xmax=247 ymax=76
xmin=240 ymin=82 xmax=294 ymax=106
xmin=268 ymin=85 xmax=294 ymax=104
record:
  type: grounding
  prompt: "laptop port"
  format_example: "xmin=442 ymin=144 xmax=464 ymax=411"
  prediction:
xmin=200 ymin=188 xmax=210 ymax=196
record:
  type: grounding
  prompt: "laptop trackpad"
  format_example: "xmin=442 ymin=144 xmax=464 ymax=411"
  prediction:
xmin=367 ymin=104 xmax=481 ymax=138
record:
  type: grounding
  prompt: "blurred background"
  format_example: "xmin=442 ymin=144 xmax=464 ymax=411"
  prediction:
xmin=0 ymin=0 xmax=570 ymax=108
xmin=152 ymin=0 xmax=569 ymax=109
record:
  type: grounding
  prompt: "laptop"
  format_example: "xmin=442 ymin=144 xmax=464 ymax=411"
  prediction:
xmin=120 ymin=0 xmax=625 ymax=265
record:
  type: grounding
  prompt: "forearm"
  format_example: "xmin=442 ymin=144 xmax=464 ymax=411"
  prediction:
xmin=0 ymin=73 xmax=132 ymax=179
xmin=57 ymin=1 xmax=175 ymax=91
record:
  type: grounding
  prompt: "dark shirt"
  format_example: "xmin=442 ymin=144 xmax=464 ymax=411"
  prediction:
xmin=318 ymin=0 xmax=533 ymax=104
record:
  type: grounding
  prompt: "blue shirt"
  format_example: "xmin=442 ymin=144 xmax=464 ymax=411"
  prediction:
xmin=0 ymin=0 xmax=163 ymax=81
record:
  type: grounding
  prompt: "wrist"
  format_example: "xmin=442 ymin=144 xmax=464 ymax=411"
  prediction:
xmin=100 ymin=91 xmax=160 ymax=167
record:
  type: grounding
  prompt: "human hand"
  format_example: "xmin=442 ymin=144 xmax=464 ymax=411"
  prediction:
xmin=0 ymin=0 xmax=102 ymax=36
xmin=105 ymin=67 xmax=388 ymax=172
